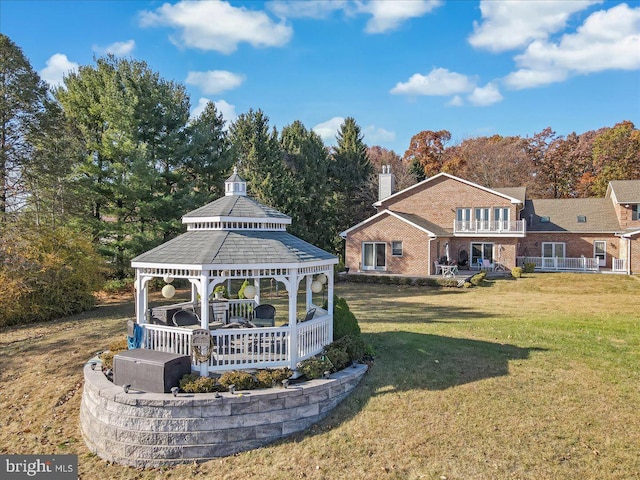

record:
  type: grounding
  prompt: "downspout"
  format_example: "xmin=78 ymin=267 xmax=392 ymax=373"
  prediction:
xmin=428 ymin=236 xmax=438 ymax=275
xmin=626 ymin=235 xmax=632 ymax=275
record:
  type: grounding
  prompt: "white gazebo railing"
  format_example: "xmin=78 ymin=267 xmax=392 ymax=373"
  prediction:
xmin=517 ymin=256 xmax=600 ymax=271
xmin=141 ymin=308 xmax=331 ymax=373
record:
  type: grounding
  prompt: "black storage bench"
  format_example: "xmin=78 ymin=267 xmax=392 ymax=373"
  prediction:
xmin=113 ymin=349 xmax=192 ymax=393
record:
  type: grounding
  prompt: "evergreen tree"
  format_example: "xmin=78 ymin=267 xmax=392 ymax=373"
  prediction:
xmin=279 ymin=120 xmax=334 ymax=250
xmin=181 ymin=101 xmax=233 ymax=208
xmin=229 ymin=109 xmax=284 ymax=206
xmin=0 ymin=34 xmax=49 ymax=220
xmin=23 ymin=100 xmax=84 ymax=227
xmin=56 ymin=55 xmax=191 ymax=277
xmin=329 ymin=117 xmax=374 ymax=252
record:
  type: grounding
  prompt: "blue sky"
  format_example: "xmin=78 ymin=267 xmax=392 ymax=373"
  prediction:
xmin=2 ymin=0 xmax=639 ymax=154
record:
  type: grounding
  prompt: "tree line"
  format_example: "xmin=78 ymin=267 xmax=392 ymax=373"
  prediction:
xmin=402 ymin=123 xmax=639 ymax=198
xmin=0 ymin=34 xmax=373 ymax=303
xmin=1 ymin=33 xmax=638 ymax=323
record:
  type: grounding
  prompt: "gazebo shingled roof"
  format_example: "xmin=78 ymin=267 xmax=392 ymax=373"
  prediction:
xmin=132 ymin=230 xmax=336 ymax=266
xmin=182 ymin=195 xmax=291 ymax=222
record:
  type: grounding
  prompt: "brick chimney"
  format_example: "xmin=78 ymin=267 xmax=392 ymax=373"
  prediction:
xmin=378 ymin=165 xmax=395 ymax=201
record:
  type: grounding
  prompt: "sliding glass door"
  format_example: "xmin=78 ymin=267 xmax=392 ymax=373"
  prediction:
xmin=362 ymin=242 xmax=386 ymax=270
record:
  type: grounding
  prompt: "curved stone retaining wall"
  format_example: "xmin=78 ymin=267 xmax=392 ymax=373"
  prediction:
xmin=80 ymin=361 xmax=368 ymax=467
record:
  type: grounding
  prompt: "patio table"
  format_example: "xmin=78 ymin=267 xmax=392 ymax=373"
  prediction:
xmin=440 ymin=265 xmax=459 ymax=278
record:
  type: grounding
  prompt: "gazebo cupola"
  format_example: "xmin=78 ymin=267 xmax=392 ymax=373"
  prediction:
xmin=225 ymin=167 xmax=247 ymax=196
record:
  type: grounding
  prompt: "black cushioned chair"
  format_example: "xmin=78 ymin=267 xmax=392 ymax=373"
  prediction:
xmin=172 ymin=309 xmax=200 ymax=327
xmin=252 ymin=304 xmax=276 ymax=327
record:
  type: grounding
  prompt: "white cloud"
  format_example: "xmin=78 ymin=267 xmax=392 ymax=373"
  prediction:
xmin=467 ymin=82 xmax=503 ymax=106
xmin=504 ymin=3 xmax=640 ymax=89
xmin=313 ymin=117 xmax=345 ymax=145
xmin=447 ymin=95 xmax=464 ymax=107
xmin=358 ymin=0 xmax=442 ymax=34
xmin=39 ymin=53 xmax=79 ymax=87
xmin=364 ymin=125 xmax=396 ymax=143
xmin=267 ymin=0 xmax=439 ymax=33
xmin=469 ymin=0 xmax=600 ymax=52
xmin=390 ymin=68 xmax=475 ymax=96
xmin=93 ymin=40 xmax=136 ymax=56
xmin=266 ymin=0 xmax=348 ymax=19
xmin=186 ymin=70 xmax=245 ymax=95
xmin=503 ymin=69 xmax=568 ymax=90
xmin=139 ymin=0 xmax=292 ymax=54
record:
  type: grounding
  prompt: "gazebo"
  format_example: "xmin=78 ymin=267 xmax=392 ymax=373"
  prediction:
xmin=130 ymin=169 xmax=338 ymax=375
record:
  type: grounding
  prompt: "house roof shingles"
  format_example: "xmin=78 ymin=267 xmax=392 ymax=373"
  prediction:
xmin=494 ymin=187 xmax=527 ymax=204
xmin=522 ymin=198 xmax=621 ymax=232
xmin=609 ymin=180 xmax=640 ymax=204
xmin=392 ymin=212 xmax=451 ymax=236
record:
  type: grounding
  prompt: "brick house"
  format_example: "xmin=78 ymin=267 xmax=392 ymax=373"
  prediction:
xmin=341 ymin=171 xmax=640 ymax=275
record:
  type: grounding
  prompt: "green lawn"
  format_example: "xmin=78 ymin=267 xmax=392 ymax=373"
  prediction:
xmin=1 ymin=273 xmax=639 ymax=479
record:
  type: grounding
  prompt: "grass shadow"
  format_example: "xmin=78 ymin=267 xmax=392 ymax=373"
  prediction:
xmin=366 ymin=331 xmax=546 ymax=392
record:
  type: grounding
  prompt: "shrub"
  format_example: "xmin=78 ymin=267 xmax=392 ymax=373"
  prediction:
xmin=218 ymin=370 xmax=256 ymax=391
xmin=523 ymin=262 xmax=536 ymax=273
xmin=0 ymin=224 xmax=105 ymax=327
xmin=512 ymin=267 xmax=523 ymax=278
xmin=331 ymin=295 xmax=361 ymax=340
xmin=330 ymin=335 xmax=366 ymax=362
xmin=103 ymin=277 xmax=134 ymax=294
xmin=323 ymin=344 xmax=350 ymax=371
xmin=470 ymin=272 xmax=487 ymax=286
xmin=297 ymin=356 xmax=334 ymax=379
xmin=416 ymin=277 xmax=439 ymax=287
xmin=179 ymin=374 xmax=220 ymax=393
xmin=99 ymin=338 xmax=128 ymax=370
xmin=254 ymin=368 xmax=293 ymax=388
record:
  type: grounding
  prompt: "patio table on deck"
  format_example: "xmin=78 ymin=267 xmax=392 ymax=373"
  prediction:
xmin=440 ymin=265 xmax=459 ymax=278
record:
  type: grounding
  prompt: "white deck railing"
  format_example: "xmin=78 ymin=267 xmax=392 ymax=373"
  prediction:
xmin=613 ymin=258 xmax=626 ymax=272
xmin=142 ymin=310 xmax=331 ymax=373
xmin=517 ymin=256 xmax=599 ymax=271
xmin=454 ymin=220 xmax=526 ymax=236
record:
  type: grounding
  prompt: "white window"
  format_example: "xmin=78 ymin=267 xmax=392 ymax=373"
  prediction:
xmin=457 ymin=208 xmax=471 ymax=230
xmin=542 ymin=242 xmax=565 ymax=258
xmin=494 ymin=207 xmax=509 ymax=230
xmin=362 ymin=242 xmax=386 ymax=270
xmin=475 ymin=208 xmax=489 ymax=230
xmin=391 ymin=241 xmax=403 ymax=256
xmin=633 ymin=205 xmax=639 ymax=221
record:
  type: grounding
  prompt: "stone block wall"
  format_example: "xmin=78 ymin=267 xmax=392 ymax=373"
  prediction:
xmin=80 ymin=361 xmax=368 ymax=467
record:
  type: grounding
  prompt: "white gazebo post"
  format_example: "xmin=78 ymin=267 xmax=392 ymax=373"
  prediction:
xmin=134 ymin=271 xmax=150 ymax=325
xmin=327 ymin=270 xmax=334 ymax=341
xmin=305 ymin=275 xmax=313 ymax=311
xmin=286 ymin=272 xmax=299 ymax=371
